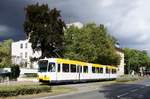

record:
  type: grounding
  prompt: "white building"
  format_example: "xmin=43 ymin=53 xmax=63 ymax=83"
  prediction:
xmin=11 ymin=39 xmax=41 ymax=69
xmin=116 ymin=47 xmax=125 ymax=76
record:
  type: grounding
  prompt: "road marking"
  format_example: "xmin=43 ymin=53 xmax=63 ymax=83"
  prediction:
xmin=130 ymin=89 xmax=138 ymax=92
xmin=117 ymin=92 xmax=129 ymax=98
xmin=141 ymin=87 xmax=145 ymax=89
xmin=146 ymin=84 xmax=150 ymax=86
xmin=117 ymin=86 xmax=146 ymax=98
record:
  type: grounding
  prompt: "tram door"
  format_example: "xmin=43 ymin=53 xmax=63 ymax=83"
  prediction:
xmin=77 ymin=65 xmax=82 ymax=81
xmin=48 ymin=62 xmax=57 ymax=81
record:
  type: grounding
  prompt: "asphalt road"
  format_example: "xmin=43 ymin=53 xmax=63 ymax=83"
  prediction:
xmin=37 ymin=78 xmax=150 ymax=99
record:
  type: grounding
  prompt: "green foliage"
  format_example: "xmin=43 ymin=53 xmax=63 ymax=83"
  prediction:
xmin=0 ymin=85 xmax=51 ymax=97
xmin=24 ymin=73 xmax=37 ymax=78
xmin=10 ymin=65 xmax=20 ymax=80
xmin=124 ymin=48 xmax=150 ymax=74
xmin=24 ymin=3 xmax=66 ymax=58
xmin=145 ymin=66 xmax=150 ymax=72
xmin=64 ymin=23 xmax=120 ymax=65
xmin=0 ymin=39 xmax=13 ymax=68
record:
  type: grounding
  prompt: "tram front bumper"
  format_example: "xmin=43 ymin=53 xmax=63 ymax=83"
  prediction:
xmin=38 ymin=73 xmax=51 ymax=82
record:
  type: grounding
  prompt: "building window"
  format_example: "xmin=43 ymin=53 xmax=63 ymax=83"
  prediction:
xmin=20 ymin=44 xmax=23 ymax=49
xmin=25 ymin=52 xmax=27 ymax=58
xmin=25 ymin=43 xmax=28 ymax=48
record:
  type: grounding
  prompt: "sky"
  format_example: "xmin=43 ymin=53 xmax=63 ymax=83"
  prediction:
xmin=0 ymin=0 xmax=150 ymax=53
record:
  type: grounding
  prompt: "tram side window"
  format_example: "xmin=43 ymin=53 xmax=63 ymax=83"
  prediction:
xmin=83 ymin=66 xmax=88 ymax=73
xmin=62 ymin=63 xmax=69 ymax=72
xmin=71 ymin=64 xmax=76 ymax=73
xmin=77 ymin=65 xmax=82 ymax=73
xmin=114 ymin=69 xmax=117 ymax=73
xmin=77 ymin=65 xmax=79 ymax=73
xmin=92 ymin=67 xmax=95 ymax=73
xmin=110 ymin=69 xmax=112 ymax=74
xmin=96 ymin=67 xmax=99 ymax=73
xmin=57 ymin=64 xmax=61 ymax=72
xmin=80 ymin=66 xmax=82 ymax=73
xmin=106 ymin=67 xmax=110 ymax=74
xmin=114 ymin=69 xmax=116 ymax=74
xmin=99 ymin=68 xmax=103 ymax=73
xmin=48 ymin=62 xmax=55 ymax=72
xmin=112 ymin=69 xmax=116 ymax=74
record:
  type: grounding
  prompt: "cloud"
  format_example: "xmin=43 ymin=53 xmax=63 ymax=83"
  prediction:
xmin=46 ymin=0 xmax=150 ymax=52
xmin=0 ymin=0 xmax=150 ymax=54
xmin=0 ymin=0 xmax=29 ymax=40
xmin=0 ymin=25 xmax=10 ymax=33
xmin=44 ymin=0 xmax=150 ymax=53
xmin=108 ymin=0 xmax=150 ymax=48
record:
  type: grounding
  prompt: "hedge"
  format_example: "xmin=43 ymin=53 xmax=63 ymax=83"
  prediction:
xmin=24 ymin=73 xmax=38 ymax=78
xmin=0 ymin=85 xmax=51 ymax=97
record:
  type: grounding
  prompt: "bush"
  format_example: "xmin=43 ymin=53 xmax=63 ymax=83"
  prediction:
xmin=24 ymin=73 xmax=38 ymax=78
xmin=0 ymin=85 xmax=51 ymax=97
xmin=10 ymin=65 xmax=20 ymax=80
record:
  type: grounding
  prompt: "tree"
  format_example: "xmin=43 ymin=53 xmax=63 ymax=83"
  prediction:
xmin=64 ymin=23 xmax=120 ymax=65
xmin=24 ymin=3 xmax=66 ymax=58
xmin=124 ymin=48 xmax=150 ymax=74
xmin=0 ymin=39 xmax=13 ymax=68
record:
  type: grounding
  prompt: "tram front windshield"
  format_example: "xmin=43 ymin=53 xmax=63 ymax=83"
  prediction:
xmin=38 ymin=60 xmax=48 ymax=72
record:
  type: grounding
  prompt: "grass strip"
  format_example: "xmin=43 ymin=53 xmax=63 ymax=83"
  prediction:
xmin=116 ymin=75 xmax=143 ymax=82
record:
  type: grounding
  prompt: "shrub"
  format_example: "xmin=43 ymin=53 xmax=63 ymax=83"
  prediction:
xmin=10 ymin=65 xmax=20 ymax=80
xmin=0 ymin=85 xmax=51 ymax=97
xmin=24 ymin=73 xmax=37 ymax=78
